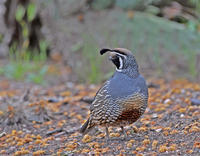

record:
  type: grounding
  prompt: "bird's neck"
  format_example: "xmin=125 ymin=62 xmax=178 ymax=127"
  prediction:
xmin=116 ymin=67 xmax=139 ymax=78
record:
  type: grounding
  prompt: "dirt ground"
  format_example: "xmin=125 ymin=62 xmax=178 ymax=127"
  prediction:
xmin=0 ymin=78 xmax=200 ymax=156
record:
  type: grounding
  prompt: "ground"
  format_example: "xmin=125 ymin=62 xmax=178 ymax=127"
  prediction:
xmin=0 ymin=78 xmax=200 ymax=156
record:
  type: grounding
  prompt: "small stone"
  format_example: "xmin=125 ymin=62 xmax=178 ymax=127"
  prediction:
xmin=0 ymin=132 xmax=6 ymax=138
xmin=81 ymin=96 xmax=94 ymax=104
xmin=55 ymin=138 xmax=61 ymax=141
xmin=191 ymin=98 xmax=200 ymax=106
xmin=48 ymin=98 xmax=59 ymax=103
xmin=152 ymin=113 xmax=158 ymax=118
xmin=181 ymin=89 xmax=185 ymax=94
xmin=164 ymin=99 xmax=171 ymax=104
xmin=155 ymin=128 xmax=162 ymax=132
xmin=66 ymin=82 xmax=74 ymax=88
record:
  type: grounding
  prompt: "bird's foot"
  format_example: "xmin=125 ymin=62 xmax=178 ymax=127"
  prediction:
xmin=105 ymin=127 xmax=111 ymax=144
xmin=106 ymin=137 xmax=111 ymax=144
xmin=121 ymin=126 xmax=128 ymax=140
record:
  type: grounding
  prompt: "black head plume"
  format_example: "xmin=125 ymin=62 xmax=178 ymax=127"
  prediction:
xmin=100 ymin=48 xmax=113 ymax=55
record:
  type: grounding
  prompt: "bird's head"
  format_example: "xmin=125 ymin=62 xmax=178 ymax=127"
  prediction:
xmin=100 ymin=48 xmax=139 ymax=77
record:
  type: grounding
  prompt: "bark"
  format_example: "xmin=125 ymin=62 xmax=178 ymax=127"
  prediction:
xmin=4 ymin=0 xmax=49 ymax=56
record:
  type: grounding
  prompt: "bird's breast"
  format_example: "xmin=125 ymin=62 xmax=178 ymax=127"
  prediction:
xmin=108 ymin=73 xmax=137 ymax=99
xmin=113 ymin=91 xmax=147 ymax=123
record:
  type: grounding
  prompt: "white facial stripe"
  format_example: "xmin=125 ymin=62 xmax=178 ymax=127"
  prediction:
xmin=109 ymin=52 xmax=126 ymax=72
xmin=110 ymin=52 xmax=127 ymax=59
xmin=116 ymin=68 xmax=122 ymax=72
xmin=119 ymin=56 xmax=123 ymax=69
xmin=116 ymin=53 xmax=127 ymax=59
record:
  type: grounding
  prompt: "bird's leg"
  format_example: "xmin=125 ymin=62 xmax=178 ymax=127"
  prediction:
xmin=105 ymin=126 xmax=110 ymax=143
xmin=121 ymin=126 xmax=127 ymax=139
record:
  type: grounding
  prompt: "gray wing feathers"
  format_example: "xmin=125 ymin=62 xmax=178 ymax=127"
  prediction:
xmin=89 ymin=81 xmax=122 ymax=124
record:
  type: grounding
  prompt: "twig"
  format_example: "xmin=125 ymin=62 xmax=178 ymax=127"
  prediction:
xmin=46 ymin=128 xmax=63 ymax=136
xmin=0 ymin=132 xmax=6 ymax=138
xmin=80 ymin=96 xmax=94 ymax=104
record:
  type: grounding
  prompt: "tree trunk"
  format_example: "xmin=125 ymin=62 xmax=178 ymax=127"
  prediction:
xmin=4 ymin=0 xmax=49 ymax=57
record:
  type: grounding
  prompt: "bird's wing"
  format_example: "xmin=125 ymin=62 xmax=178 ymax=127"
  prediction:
xmin=90 ymin=81 xmax=109 ymax=112
xmin=89 ymin=81 xmax=122 ymax=125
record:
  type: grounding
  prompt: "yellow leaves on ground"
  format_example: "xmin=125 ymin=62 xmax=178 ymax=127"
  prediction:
xmin=82 ymin=134 xmax=92 ymax=143
xmin=0 ymin=78 xmax=199 ymax=155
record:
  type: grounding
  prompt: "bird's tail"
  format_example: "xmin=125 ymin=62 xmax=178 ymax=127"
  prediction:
xmin=80 ymin=118 xmax=94 ymax=134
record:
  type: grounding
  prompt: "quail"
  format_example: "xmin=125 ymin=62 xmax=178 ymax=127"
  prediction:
xmin=80 ymin=48 xmax=148 ymax=140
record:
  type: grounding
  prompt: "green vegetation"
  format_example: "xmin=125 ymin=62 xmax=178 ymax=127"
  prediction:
xmin=59 ymin=1 xmax=200 ymax=82
xmin=1 ymin=0 xmax=200 ymax=84
xmin=74 ymin=34 xmax=103 ymax=83
xmin=0 ymin=62 xmax=48 ymax=84
xmin=9 ymin=1 xmax=48 ymax=58
xmin=0 ymin=36 xmax=49 ymax=84
xmin=15 ymin=2 xmax=37 ymax=53
xmin=91 ymin=0 xmax=114 ymax=10
xmin=183 ymin=49 xmax=198 ymax=79
xmin=70 ymin=11 xmax=200 ymax=82
xmin=0 ymin=34 xmax=3 ymax=43
xmin=190 ymin=0 xmax=200 ymax=13
xmin=0 ymin=47 xmax=48 ymax=84
xmin=0 ymin=2 xmax=50 ymax=84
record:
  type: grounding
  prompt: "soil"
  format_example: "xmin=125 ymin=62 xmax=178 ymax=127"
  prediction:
xmin=0 ymin=78 xmax=200 ymax=156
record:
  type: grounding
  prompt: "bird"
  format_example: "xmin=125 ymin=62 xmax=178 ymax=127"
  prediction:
xmin=80 ymin=48 xmax=148 ymax=140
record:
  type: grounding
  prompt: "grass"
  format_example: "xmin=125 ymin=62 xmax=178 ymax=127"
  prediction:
xmin=190 ymin=0 xmax=200 ymax=13
xmin=1 ymin=62 xmax=48 ymax=84
xmin=74 ymin=34 xmax=102 ymax=84
xmin=0 ymin=1 xmax=50 ymax=84
xmin=74 ymin=11 xmax=200 ymax=82
xmin=0 ymin=42 xmax=49 ymax=84
xmin=183 ymin=50 xmax=198 ymax=78
xmin=2 ymin=5 xmax=200 ymax=84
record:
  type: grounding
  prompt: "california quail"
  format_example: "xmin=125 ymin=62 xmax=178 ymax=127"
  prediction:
xmin=80 ymin=48 xmax=148 ymax=140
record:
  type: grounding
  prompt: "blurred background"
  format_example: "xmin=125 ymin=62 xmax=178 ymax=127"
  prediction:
xmin=0 ymin=0 xmax=200 ymax=85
